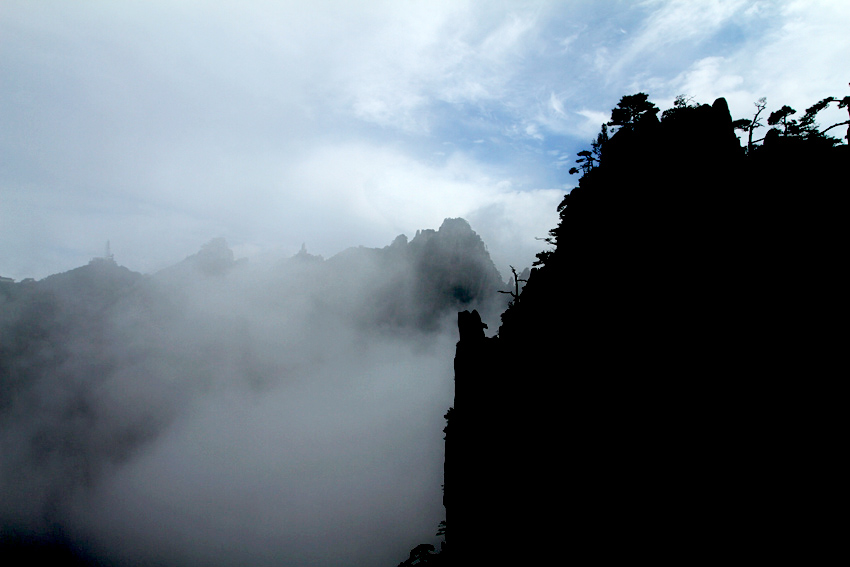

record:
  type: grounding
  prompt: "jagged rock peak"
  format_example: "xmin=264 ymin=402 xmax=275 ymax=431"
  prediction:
xmin=433 ymin=218 xmax=490 ymax=256
xmin=410 ymin=218 xmax=480 ymax=247
xmin=711 ymin=97 xmax=732 ymax=126
xmin=411 ymin=228 xmax=437 ymax=245
xmin=438 ymin=217 xmax=474 ymax=234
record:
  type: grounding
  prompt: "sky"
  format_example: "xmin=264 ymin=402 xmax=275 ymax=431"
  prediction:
xmin=1 ymin=0 xmax=849 ymax=281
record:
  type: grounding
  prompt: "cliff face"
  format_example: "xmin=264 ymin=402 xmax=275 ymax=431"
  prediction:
xmin=445 ymin=311 xmax=516 ymax=564
xmin=446 ymin=311 xmax=560 ymax=566
xmin=443 ymin=98 xmax=846 ymax=563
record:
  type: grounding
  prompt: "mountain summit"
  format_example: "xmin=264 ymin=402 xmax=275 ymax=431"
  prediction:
xmin=281 ymin=218 xmax=507 ymax=331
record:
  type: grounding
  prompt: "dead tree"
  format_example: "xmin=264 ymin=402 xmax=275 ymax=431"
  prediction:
xmin=498 ymin=265 xmax=528 ymax=307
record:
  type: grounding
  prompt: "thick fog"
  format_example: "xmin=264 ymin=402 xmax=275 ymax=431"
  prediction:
xmin=1 ymin=223 xmax=507 ymax=566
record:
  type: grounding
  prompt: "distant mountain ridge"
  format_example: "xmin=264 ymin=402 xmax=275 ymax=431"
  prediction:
xmin=4 ymin=217 xmax=508 ymax=333
xmin=304 ymin=217 xmax=507 ymax=330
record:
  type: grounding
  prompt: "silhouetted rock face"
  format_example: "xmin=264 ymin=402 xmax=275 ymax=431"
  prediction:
xmin=445 ymin=96 xmax=848 ymax=564
xmin=497 ymin=97 xmax=749 ymax=350
xmin=457 ymin=310 xmax=486 ymax=342
xmin=447 ymin=310 xmax=543 ymax=566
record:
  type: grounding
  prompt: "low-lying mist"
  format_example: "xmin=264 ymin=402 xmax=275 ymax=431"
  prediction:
xmin=0 ymin=219 xmax=507 ymax=566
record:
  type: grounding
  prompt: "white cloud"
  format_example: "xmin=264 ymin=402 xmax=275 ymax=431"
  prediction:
xmin=278 ymin=143 xmax=560 ymax=267
xmin=549 ymin=92 xmax=566 ymax=116
xmin=672 ymin=56 xmax=745 ymax=100
xmin=631 ymin=0 xmax=748 ymax=50
xmin=575 ymin=109 xmax=610 ymax=138
xmin=2 ymin=0 xmax=849 ymax=282
xmin=653 ymin=0 xmax=850 ymax=130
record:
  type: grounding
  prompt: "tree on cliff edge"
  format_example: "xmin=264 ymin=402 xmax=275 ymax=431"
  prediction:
xmin=607 ymin=92 xmax=659 ymax=132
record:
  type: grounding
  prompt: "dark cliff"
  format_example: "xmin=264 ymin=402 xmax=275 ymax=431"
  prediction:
xmin=443 ymin=96 xmax=845 ymax=564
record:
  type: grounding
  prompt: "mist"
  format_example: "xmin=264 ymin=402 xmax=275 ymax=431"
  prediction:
xmin=1 ymin=222 xmax=506 ymax=566
xmin=4 ymin=2 xmax=849 ymax=564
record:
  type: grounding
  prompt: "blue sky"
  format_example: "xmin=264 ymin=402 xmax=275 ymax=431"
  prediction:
xmin=2 ymin=0 xmax=848 ymax=280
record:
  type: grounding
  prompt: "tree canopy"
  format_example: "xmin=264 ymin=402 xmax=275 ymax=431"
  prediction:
xmin=607 ymin=92 xmax=659 ymax=131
